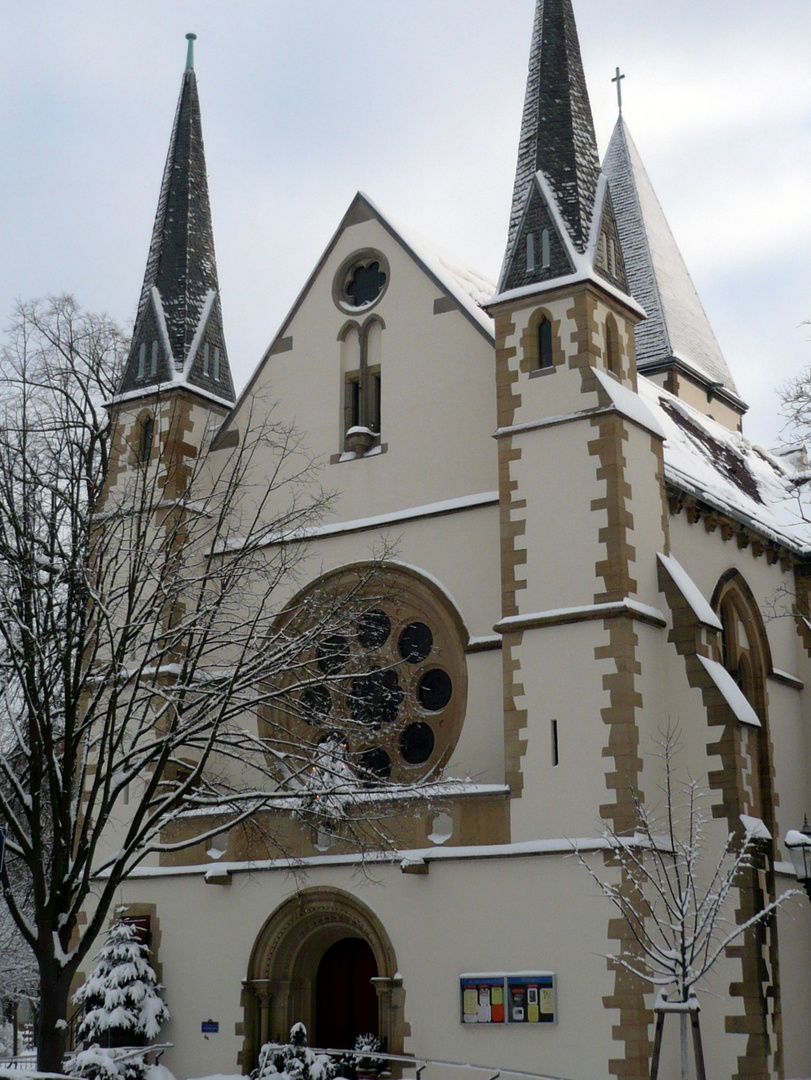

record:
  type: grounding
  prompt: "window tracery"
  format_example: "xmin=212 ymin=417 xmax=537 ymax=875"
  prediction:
xmin=263 ymin=565 xmax=467 ymax=784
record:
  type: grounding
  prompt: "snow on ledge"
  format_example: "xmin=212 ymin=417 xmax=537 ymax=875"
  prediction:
xmin=593 ymin=368 xmax=666 ymax=441
xmin=740 ymin=814 xmax=772 ymax=840
xmin=113 ymin=833 xmax=654 ymax=881
xmin=697 ymin=655 xmax=761 ymax=727
xmin=222 ymin=491 xmax=499 ymax=550
xmin=657 ymin=552 xmax=723 ymax=630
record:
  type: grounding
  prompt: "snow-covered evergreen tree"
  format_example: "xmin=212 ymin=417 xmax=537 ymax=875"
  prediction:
xmin=73 ymin=921 xmax=169 ymax=1048
xmin=253 ymin=1023 xmax=337 ymax=1080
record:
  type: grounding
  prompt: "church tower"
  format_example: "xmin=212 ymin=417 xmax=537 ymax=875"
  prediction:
xmin=105 ymin=34 xmax=235 ymax=500
xmin=489 ymin=4 xmax=671 ymax=1075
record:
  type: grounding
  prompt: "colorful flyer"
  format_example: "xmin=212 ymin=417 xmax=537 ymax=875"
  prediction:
xmin=459 ymin=976 xmax=506 ymax=1024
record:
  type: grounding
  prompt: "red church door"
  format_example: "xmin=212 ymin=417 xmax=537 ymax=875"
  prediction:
xmin=315 ymin=937 xmax=379 ymax=1051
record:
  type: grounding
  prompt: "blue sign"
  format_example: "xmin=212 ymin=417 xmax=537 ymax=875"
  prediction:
xmin=201 ymin=1021 xmax=219 ymax=1034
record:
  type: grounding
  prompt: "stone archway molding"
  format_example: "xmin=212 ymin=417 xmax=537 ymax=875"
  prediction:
xmin=241 ymin=888 xmax=405 ymax=1074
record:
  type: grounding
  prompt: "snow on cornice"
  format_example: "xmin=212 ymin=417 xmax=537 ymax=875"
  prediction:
xmin=105 ymin=380 xmax=234 ymax=411
xmin=216 ymin=490 xmax=499 ymax=553
xmin=488 ymin=257 xmax=646 ymax=319
xmin=108 ymin=831 xmax=670 ymax=881
xmin=640 ymin=375 xmax=811 ymax=555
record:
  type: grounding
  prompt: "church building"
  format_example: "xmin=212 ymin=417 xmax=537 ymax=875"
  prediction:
xmin=98 ymin=3 xmax=811 ymax=1079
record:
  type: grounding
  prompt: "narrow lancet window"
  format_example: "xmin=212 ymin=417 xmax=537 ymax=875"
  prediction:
xmin=526 ymin=233 xmax=536 ymax=273
xmin=150 ymin=341 xmax=158 ymax=377
xmin=203 ymin=342 xmax=210 ymax=376
xmin=541 ymin=229 xmax=551 ymax=269
xmin=212 ymin=346 xmax=221 ymax=382
xmin=538 ymin=316 xmax=554 ymax=370
xmin=138 ymin=343 xmax=146 ymax=379
xmin=140 ymin=415 xmax=154 ymax=463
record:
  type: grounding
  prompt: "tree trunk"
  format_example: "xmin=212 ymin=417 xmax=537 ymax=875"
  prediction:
xmin=36 ymin=966 xmax=73 ymax=1074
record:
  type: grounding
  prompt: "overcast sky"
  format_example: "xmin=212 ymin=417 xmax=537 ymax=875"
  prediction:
xmin=1 ymin=0 xmax=810 ymax=448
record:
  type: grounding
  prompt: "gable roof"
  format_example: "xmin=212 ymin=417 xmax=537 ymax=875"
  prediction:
xmin=114 ymin=38 xmax=235 ymax=406
xmin=604 ymin=117 xmax=743 ymax=406
xmin=224 ymin=192 xmax=495 ymax=425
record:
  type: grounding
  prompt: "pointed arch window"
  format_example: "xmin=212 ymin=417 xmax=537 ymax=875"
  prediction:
xmin=150 ymin=341 xmax=159 ymax=378
xmin=139 ymin=414 xmax=154 ymax=464
xmin=717 ymin=585 xmax=763 ymax=708
xmin=339 ymin=317 xmax=383 ymax=456
xmin=538 ymin=316 xmax=554 ymax=370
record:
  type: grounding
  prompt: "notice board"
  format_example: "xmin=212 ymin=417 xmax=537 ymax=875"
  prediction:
xmin=460 ymin=973 xmax=556 ymax=1025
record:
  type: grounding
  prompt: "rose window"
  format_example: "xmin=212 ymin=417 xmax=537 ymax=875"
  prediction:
xmin=267 ymin=566 xmax=467 ymax=784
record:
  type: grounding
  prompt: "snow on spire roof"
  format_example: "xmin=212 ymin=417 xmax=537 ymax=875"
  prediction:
xmin=114 ymin=37 xmax=235 ymax=406
xmin=603 ymin=117 xmax=742 ymax=405
xmin=499 ymin=0 xmax=601 ymax=286
xmin=496 ymin=0 xmax=632 ymax=305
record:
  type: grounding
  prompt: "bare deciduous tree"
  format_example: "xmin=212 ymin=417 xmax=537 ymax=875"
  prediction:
xmin=0 ymin=296 xmax=424 ymax=1073
xmin=578 ymin=730 xmax=799 ymax=1080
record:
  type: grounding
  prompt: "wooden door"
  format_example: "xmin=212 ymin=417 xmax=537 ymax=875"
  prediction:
xmin=315 ymin=937 xmax=378 ymax=1050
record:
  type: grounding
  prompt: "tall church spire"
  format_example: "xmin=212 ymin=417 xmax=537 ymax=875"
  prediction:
xmin=116 ymin=35 xmax=235 ymax=404
xmin=497 ymin=0 xmax=628 ymax=299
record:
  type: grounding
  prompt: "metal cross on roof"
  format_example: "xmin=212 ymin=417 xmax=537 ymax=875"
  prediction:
xmin=612 ymin=66 xmax=626 ymax=114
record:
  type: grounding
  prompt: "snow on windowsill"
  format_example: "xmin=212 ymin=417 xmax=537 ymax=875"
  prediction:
xmin=593 ymin=367 xmax=665 ymax=440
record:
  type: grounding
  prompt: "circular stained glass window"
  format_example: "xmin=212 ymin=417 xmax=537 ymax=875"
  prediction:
xmin=333 ymin=250 xmax=391 ymax=313
xmin=270 ymin=565 xmax=468 ymax=787
xmin=358 ymin=747 xmax=392 ymax=781
xmin=399 ymin=622 xmax=433 ymax=664
xmin=317 ymin=634 xmax=349 ymax=675
xmin=418 ymin=669 xmax=453 ymax=712
xmin=345 ymin=262 xmax=386 ymax=308
xmin=358 ymin=608 xmax=391 ymax=650
xmin=349 ymin=669 xmax=403 ymax=728
xmin=400 ymin=722 xmax=435 ymax=765
xmin=300 ymin=684 xmax=332 ymax=725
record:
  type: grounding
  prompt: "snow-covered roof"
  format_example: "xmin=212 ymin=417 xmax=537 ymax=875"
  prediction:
xmin=640 ymin=375 xmax=811 ymax=553
xmin=114 ymin=57 xmax=235 ymax=406
xmin=501 ymin=0 xmax=601 ymax=283
xmin=604 ymin=118 xmax=741 ymax=403
xmin=359 ymin=193 xmax=495 ymax=339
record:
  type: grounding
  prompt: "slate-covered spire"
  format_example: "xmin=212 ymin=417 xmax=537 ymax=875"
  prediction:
xmin=116 ymin=34 xmax=235 ymax=404
xmin=497 ymin=0 xmax=627 ymax=299
xmin=603 ymin=116 xmax=743 ymax=407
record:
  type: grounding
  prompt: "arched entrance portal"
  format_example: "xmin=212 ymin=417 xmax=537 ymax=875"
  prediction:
xmin=316 ymin=938 xmax=378 ymax=1050
xmin=243 ymin=889 xmax=405 ymax=1074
